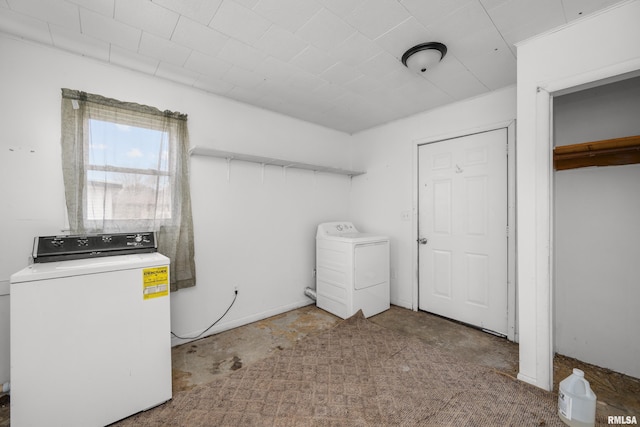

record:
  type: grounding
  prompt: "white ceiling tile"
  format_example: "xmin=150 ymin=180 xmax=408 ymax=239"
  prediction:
xmin=115 ymin=0 xmax=178 ymax=39
xmin=183 ymin=50 xmax=232 ymax=78
xmin=344 ymin=74 xmax=382 ymax=96
xmin=458 ymin=47 xmax=516 ymax=90
xmin=312 ymin=110 xmax=356 ymax=133
xmin=393 ymin=78 xmax=453 ymax=110
xmin=484 ymin=0 xmax=566 ymax=45
xmin=358 ymin=52 xmax=403 ymax=80
xmin=221 ymin=65 xmax=265 ymax=88
xmin=155 ymin=61 xmax=200 ymax=85
xmin=193 ymin=74 xmax=234 ymax=94
xmin=208 ymin=0 xmax=271 ymax=45
xmin=138 ymin=32 xmax=191 ymax=66
xmin=316 ymin=0 xmax=367 ymax=18
xmin=296 ymin=8 xmax=355 ymax=51
xmin=500 ymin=20 xmax=563 ymax=48
xmin=478 ymin=0 xmax=509 ymax=9
xmin=68 ymin=0 xmax=114 ymax=17
xmin=324 ymin=94 xmax=387 ymax=130
xmin=329 ymin=31 xmax=379 ymax=67
xmin=253 ymin=0 xmax=322 ymax=33
xmin=401 ymin=0 xmax=473 ymax=28
xmin=252 ymin=93 xmax=287 ymax=112
xmin=109 ymin=45 xmax=160 ymax=75
xmin=253 ymin=26 xmax=308 ymax=62
xmin=320 ymin=61 xmax=362 ymax=85
xmin=449 ymin=25 xmax=516 ymax=88
xmin=253 ymin=56 xmax=299 ymax=84
xmin=286 ymin=69 xmax=326 ymax=91
xmin=80 ymin=8 xmax=141 ymax=51
xmin=311 ymin=82 xmax=349 ymax=103
xmin=233 ymin=0 xmax=259 ymax=8
xmin=2 ymin=0 xmax=625 ymax=133
xmin=217 ymin=38 xmax=266 ymax=71
xmin=374 ymin=17 xmax=433 ymax=59
xmin=379 ymin=68 xmax=422 ymax=90
xmin=151 ymin=0 xmax=222 ymax=25
xmin=171 ymin=16 xmax=228 ymax=57
xmin=345 ymin=0 xmax=411 ymax=39
xmin=427 ymin=1 xmax=497 ymax=44
xmin=447 ymin=25 xmax=509 ymax=59
xmin=310 ymin=98 xmax=343 ymax=115
xmin=290 ymin=105 xmax=336 ymax=125
xmin=226 ymin=85 xmax=265 ymax=104
xmin=364 ymin=90 xmax=416 ymax=117
xmin=290 ymin=44 xmax=337 ymax=75
xmin=421 ymin=56 xmax=488 ymax=100
xmin=49 ymin=23 xmax=110 ymax=61
xmin=561 ymin=0 xmax=622 ymax=21
xmin=0 ymin=6 xmax=52 ymax=44
xmin=7 ymin=0 xmax=80 ymax=30
xmin=272 ymin=84 xmax=323 ymax=108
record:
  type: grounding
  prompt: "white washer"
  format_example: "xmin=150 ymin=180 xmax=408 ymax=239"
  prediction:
xmin=10 ymin=233 xmax=172 ymax=427
xmin=316 ymin=222 xmax=390 ymax=319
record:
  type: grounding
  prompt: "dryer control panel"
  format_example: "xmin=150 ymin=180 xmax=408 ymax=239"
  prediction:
xmin=316 ymin=222 xmax=358 ymax=237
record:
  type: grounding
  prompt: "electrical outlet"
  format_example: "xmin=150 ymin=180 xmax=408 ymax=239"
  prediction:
xmin=234 ymin=285 xmax=238 ymax=293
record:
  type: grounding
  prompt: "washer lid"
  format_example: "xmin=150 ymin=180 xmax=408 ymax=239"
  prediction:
xmin=10 ymin=252 xmax=170 ymax=283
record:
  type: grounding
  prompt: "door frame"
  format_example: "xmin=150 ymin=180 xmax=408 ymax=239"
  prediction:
xmin=520 ymin=64 xmax=640 ymax=390
xmin=411 ymin=120 xmax=517 ymax=342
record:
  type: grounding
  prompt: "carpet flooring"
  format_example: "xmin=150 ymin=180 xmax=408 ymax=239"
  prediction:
xmin=114 ymin=311 xmax=606 ymax=426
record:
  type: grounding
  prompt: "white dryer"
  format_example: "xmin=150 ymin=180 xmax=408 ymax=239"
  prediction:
xmin=315 ymin=222 xmax=390 ymax=319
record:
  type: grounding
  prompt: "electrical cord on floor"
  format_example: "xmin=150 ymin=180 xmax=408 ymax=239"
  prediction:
xmin=170 ymin=289 xmax=238 ymax=341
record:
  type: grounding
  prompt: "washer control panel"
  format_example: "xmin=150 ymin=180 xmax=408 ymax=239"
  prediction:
xmin=33 ymin=232 xmax=156 ymax=263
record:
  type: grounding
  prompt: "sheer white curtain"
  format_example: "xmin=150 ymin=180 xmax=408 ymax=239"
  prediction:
xmin=61 ymin=89 xmax=196 ymax=291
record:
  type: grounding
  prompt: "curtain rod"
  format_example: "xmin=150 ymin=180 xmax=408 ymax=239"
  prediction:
xmin=61 ymin=88 xmax=187 ymax=121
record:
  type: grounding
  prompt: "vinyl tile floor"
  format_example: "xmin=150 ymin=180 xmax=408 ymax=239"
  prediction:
xmin=1 ymin=304 xmax=637 ymax=425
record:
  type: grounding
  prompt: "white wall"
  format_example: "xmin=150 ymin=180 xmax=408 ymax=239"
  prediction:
xmin=516 ymin=0 xmax=640 ymax=390
xmin=350 ymin=86 xmax=516 ymax=310
xmin=554 ymin=77 xmax=640 ymax=378
xmin=0 ymin=34 xmax=353 ymax=385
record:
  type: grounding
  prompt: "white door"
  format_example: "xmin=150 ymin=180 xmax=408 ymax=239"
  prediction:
xmin=418 ymin=128 xmax=508 ymax=335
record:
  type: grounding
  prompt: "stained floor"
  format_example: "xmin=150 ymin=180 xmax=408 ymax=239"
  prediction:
xmin=370 ymin=306 xmax=639 ymax=418
xmin=1 ymin=304 xmax=638 ymax=425
xmin=170 ymin=304 xmax=638 ymax=419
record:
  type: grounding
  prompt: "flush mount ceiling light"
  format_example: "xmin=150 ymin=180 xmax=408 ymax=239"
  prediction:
xmin=401 ymin=42 xmax=447 ymax=73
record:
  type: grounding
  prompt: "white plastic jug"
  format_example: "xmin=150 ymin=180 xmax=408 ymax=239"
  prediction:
xmin=558 ymin=368 xmax=597 ymax=427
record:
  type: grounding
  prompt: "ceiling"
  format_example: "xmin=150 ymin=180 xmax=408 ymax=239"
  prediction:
xmin=0 ymin=0 xmax=625 ymax=133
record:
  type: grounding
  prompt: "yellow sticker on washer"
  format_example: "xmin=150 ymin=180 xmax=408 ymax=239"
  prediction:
xmin=143 ymin=266 xmax=169 ymax=299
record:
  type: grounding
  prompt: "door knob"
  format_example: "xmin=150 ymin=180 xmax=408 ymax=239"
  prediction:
xmin=417 ymin=237 xmax=428 ymax=245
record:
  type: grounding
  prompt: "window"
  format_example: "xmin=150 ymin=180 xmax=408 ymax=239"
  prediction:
xmin=61 ymin=89 xmax=196 ymax=290
xmin=85 ymin=118 xmax=171 ymax=224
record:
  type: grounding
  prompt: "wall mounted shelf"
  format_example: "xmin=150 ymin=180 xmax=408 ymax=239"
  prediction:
xmin=189 ymin=146 xmax=365 ymax=177
xmin=553 ymin=135 xmax=640 ymax=170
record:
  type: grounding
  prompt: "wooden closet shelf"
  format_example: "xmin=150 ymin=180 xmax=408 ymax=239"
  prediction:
xmin=553 ymin=135 xmax=640 ymax=170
